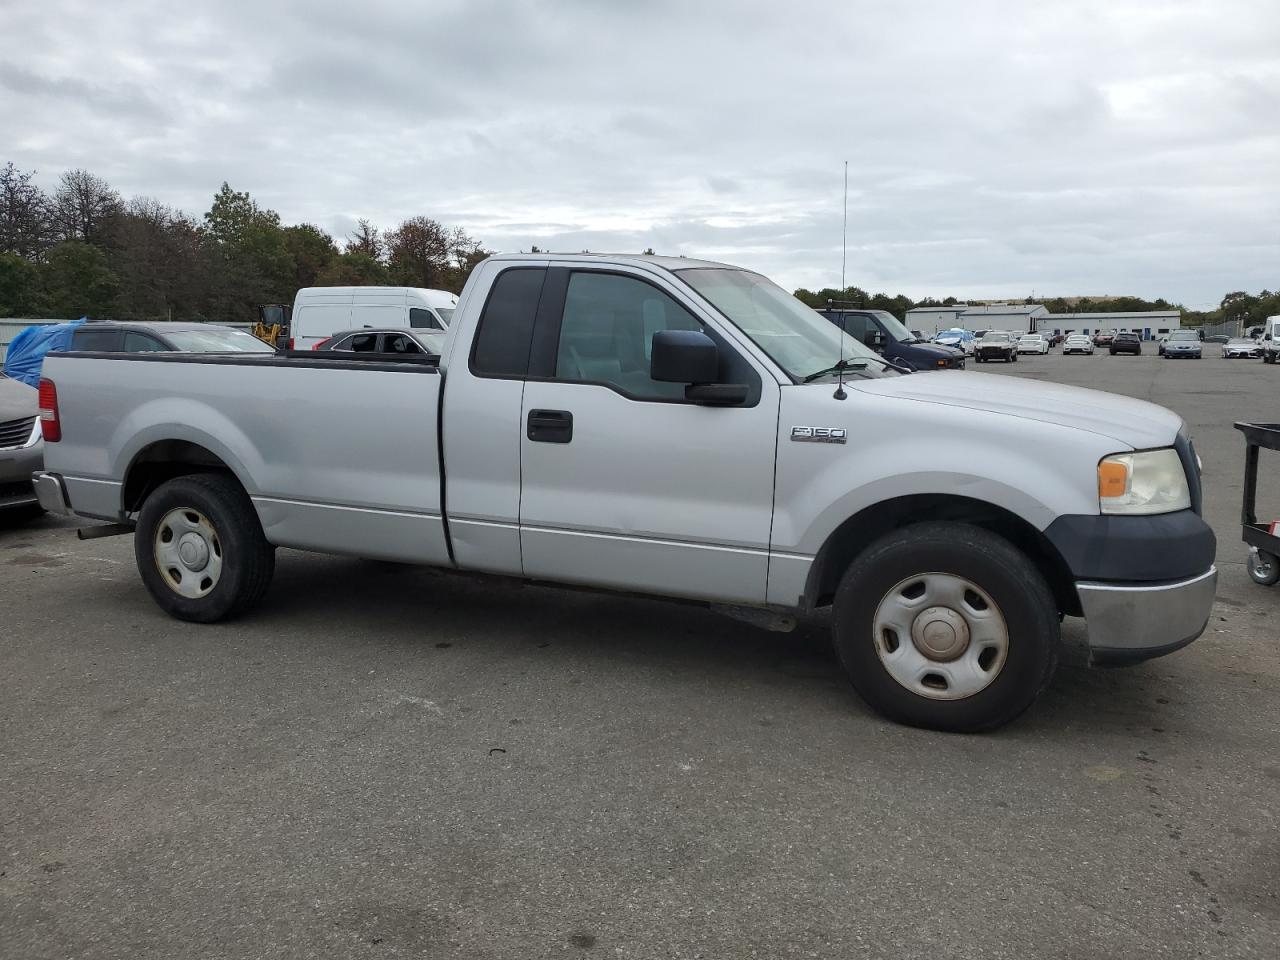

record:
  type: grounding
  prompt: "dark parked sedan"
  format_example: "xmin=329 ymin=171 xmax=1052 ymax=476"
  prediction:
xmin=1110 ymin=332 xmax=1142 ymax=355
xmin=312 ymin=328 xmax=444 ymax=355
xmin=974 ymin=332 xmax=1018 ymax=363
xmin=68 ymin=321 xmax=275 ymax=354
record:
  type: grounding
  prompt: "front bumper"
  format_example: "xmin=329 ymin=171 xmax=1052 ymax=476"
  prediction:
xmin=1078 ymin=567 xmax=1217 ymax=665
xmin=0 ymin=425 xmax=43 ymax=510
xmin=31 ymin=471 xmax=72 ymax=516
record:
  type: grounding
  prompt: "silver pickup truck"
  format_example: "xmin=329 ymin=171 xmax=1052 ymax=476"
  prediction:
xmin=33 ymin=254 xmax=1217 ymax=732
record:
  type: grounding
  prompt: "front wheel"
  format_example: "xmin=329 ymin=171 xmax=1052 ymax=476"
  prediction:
xmin=832 ymin=523 xmax=1059 ymax=732
xmin=135 ymin=474 xmax=276 ymax=622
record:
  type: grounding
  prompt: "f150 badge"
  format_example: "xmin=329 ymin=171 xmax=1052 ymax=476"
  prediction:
xmin=791 ymin=426 xmax=847 ymax=444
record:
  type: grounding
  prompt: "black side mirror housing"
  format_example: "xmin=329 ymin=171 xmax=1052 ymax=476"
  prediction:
xmin=651 ymin=329 xmax=748 ymax=405
xmin=651 ymin=329 xmax=719 ymax=383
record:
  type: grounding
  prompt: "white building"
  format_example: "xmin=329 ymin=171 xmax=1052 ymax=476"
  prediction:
xmin=906 ymin=305 xmax=1182 ymax=340
xmin=907 ymin=304 xmax=1049 ymax=338
xmin=1040 ymin=311 xmax=1181 ymax=339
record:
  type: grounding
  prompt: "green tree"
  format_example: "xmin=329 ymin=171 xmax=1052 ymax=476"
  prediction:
xmin=344 ymin=219 xmax=384 ymax=260
xmin=203 ymin=183 xmax=292 ymax=319
xmin=0 ymin=251 xmax=42 ymax=315
xmin=39 ymin=241 xmax=119 ymax=317
xmin=283 ymin=223 xmax=338 ymax=289
xmin=315 ymin=251 xmax=389 ymax=286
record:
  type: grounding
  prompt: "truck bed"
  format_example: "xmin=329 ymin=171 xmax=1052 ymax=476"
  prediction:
xmin=42 ymin=351 xmax=451 ymax=565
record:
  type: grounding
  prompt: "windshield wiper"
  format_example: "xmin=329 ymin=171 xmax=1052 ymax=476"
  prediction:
xmin=802 ymin=358 xmax=868 ymax=383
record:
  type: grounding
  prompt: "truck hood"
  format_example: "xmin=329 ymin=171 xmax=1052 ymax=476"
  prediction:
xmin=900 ymin=340 xmax=962 ymax=358
xmin=0 ymin=375 xmax=37 ymax=422
xmin=851 ymin=371 xmax=1183 ymax=449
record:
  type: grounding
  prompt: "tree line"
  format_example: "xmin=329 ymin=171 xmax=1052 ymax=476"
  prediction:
xmin=2 ymin=160 xmax=1275 ymax=328
xmin=0 ymin=161 xmax=486 ymax=321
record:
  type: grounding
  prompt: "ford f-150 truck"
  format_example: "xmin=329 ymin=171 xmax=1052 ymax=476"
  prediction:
xmin=32 ymin=254 xmax=1218 ymax=732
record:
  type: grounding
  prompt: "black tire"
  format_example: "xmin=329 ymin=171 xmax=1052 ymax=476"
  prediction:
xmin=831 ymin=523 xmax=1059 ymax=733
xmin=135 ymin=473 xmax=275 ymax=623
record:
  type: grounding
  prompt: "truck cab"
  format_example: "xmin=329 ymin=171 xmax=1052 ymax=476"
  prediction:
xmin=818 ymin=308 xmax=965 ymax=371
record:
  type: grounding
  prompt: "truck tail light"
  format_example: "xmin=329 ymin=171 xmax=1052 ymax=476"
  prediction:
xmin=287 ymin=338 xmax=294 ymax=350
xmin=38 ymin=378 xmax=61 ymax=442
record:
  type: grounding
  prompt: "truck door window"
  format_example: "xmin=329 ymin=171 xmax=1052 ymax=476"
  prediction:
xmin=553 ymin=272 xmax=702 ymax=400
xmin=72 ymin=327 xmax=123 ymax=352
xmin=840 ymin=314 xmax=873 ymax=345
xmin=409 ymin=307 xmax=443 ymax=331
xmin=123 ymin=332 xmax=165 ymax=352
xmin=470 ymin=267 xmax=546 ymax=378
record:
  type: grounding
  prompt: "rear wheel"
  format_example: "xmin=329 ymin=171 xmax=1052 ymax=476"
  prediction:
xmin=135 ymin=474 xmax=275 ymax=622
xmin=832 ymin=523 xmax=1059 ymax=732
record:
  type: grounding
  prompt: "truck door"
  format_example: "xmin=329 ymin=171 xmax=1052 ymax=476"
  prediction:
xmin=440 ymin=264 xmax=547 ymax=576
xmin=517 ymin=267 xmax=780 ymax=604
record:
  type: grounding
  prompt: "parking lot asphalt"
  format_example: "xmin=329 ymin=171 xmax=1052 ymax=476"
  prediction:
xmin=2 ymin=350 xmax=1278 ymax=959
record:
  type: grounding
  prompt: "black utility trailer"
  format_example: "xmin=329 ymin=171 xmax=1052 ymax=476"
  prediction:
xmin=1235 ymin=421 xmax=1280 ymax=586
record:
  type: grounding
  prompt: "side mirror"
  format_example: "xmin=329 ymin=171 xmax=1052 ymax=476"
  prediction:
xmin=650 ymin=330 xmax=748 ymax=406
xmin=652 ymin=329 xmax=718 ymax=383
xmin=867 ymin=331 xmax=886 ymax=350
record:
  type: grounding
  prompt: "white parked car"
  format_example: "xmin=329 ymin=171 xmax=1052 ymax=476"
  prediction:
xmin=290 ymin=286 xmax=458 ymax=351
xmin=1062 ymin=334 xmax=1095 ymax=355
xmin=1016 ymin=334 xmax=1050 ymax=355
xmin=1223 ymin=337 xmax=1260 ymax=359
xmin=933 ymin=328 xmax=976 ymax=356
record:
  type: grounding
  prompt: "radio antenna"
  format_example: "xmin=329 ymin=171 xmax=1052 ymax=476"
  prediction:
xmin=834 ymin=160 xmax=849 ymax=400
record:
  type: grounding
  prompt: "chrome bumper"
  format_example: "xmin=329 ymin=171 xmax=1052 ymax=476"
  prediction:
xmin=32 ymin=471 xmax=72 ymax=516
xmin=1078 ymin=567 xmax=1217 ymax=665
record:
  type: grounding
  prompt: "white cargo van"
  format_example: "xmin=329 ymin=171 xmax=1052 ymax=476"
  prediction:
xmin=290 ymin=286 xmax=457 ymax=350
xmin=1262 ymin=315 xmax=1280 ymax=364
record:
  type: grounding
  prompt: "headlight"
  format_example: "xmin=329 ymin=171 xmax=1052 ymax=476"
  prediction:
xmin=1097 ymin=448 xmax=1191 ymax=515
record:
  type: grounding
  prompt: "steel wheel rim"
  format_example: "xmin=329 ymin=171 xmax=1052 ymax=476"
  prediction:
xmin=154 ymin=507 xmax=223 ymax=599
xmin=872 ymin=572 xmax=1010 ymax=700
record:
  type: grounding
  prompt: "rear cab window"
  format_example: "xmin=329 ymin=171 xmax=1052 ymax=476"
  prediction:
xmin=469 ymin=268 xmax=547 ymax=378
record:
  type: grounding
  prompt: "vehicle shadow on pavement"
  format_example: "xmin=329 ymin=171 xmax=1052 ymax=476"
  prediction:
xmin=240 ymin=553 xmax=1186 ymax=738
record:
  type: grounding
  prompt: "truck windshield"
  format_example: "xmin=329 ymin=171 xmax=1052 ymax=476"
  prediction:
xmin=161 ymin=329 xmax=275 ymax=352
xmin=675 ymin=268 xmax=897 ymax=381
xmin=872 ymin=310 xmax=917 ymax=343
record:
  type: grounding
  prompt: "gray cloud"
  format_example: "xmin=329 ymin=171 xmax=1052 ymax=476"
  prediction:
xmin=1 ymin=0 xmax=1277 ymax=307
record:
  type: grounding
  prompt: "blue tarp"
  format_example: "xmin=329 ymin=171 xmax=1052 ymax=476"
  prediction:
xmin=1 ymin=319 xmax=87 ymax=387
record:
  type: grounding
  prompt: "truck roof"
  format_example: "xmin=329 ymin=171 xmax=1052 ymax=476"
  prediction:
xmin=485 ymin=253 xmax=741 ymax=274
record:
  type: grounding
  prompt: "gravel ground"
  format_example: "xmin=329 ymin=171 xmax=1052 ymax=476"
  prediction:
xmin=1 ymin=349 xmax=1277 ymax=958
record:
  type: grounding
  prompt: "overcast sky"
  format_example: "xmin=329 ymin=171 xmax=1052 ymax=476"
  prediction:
xmin=2 ymin=0 xmax=1277 ymax=307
